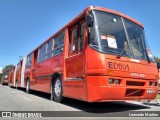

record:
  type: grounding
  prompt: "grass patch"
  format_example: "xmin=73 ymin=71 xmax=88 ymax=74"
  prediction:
xmin=156 ymin=93 xmax=160 ymax=99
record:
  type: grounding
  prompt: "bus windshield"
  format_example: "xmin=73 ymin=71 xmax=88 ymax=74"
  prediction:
xmin=89 ymin=10 xmax=151 ymax=61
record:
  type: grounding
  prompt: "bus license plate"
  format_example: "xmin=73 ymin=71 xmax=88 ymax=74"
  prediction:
xmin=146 ymin=89 xmax=155 ymax=94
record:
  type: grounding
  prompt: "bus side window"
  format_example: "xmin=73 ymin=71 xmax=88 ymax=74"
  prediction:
xmin=70 ymin=27 xmax=78 ymax=54
xmin=53 ymin=35 xmax=59 ymax=56
xmin=79 ymin=22 xmax=85 ymax=50
xmin=52 ymin=30 xmax=65 ymax=56
xmin=38 ymin=44 xmax=46 ymax=63
xmin=34 ymin=50 xmax=38 ymax=65
xmin=26 ymin=53 xmax=32 ymax=67
xmin=45 ymin=39 xmax=52 ymax=59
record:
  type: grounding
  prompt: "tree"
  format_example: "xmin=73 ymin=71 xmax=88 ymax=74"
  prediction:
xmin=154 ymin=56 xmax=160 ymax=63
xmin=3 ymin=64 xmax=15 ymax=72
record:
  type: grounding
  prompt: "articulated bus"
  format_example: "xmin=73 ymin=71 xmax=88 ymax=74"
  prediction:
xmin=10 ymin=6 xmax=159 ymax=102
xmin=8 ymin=66 xmax=15 ymax=87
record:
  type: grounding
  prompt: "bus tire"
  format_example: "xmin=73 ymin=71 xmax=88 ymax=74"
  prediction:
xmin=9 ymin=82 xmax=12 ymax=87
xmin=26 ymin=79 xmax=30 ymax=94
xmin=50 ymin=82 xmax=53 ymax=101
xmin=51 ymin=76 xmax=64 ymax=103
xmin=15 ymin=80 xmax=18 ymax=89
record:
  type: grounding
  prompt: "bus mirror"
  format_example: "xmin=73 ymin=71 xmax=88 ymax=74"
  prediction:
xmin=86 ymin=14 xmax=93 ymax=27
xmin=157 ymin=62 xmax=160 ymax=69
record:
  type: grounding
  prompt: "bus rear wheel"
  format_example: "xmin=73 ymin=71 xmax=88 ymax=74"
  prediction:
xmin=26 ymin=79 xmax=30 ymax=94
xmin=9 ymin=82 xmax=12 ymax=87
xmin=15 ymin=80 xmax=18 ymax=89
xmin=51 ymin=76 xmax=64 ymax=102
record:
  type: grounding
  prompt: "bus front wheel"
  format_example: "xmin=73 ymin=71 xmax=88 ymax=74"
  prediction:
xmin=51 ymin=76 xmax=64 ymax=103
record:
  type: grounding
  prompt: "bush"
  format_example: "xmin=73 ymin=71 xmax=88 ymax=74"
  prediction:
xmin=0 ymin=73 xmax=2 ymax=83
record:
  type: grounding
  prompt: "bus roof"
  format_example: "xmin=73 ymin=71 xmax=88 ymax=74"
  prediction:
xmin=26 ymin=6 xmax=144 ymax=57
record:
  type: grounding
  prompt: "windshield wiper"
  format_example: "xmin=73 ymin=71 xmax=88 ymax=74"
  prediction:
xmin=116 ymin=47 xmax=125 ymax=58
xmin=89 ymin=43 xmax=100 ymax=49
xmin=116 ymin=40 xmax=128 ymax=58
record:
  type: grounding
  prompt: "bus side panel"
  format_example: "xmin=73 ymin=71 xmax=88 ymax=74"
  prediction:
xmin=30 ymin=54 xmax=64 ymax=93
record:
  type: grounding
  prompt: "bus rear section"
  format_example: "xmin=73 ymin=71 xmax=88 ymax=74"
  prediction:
xmin=158 ymin=63 xmax=160 ymax=92
xmin=8 ymin=67 xmax=15 ymax=86
xmin=84 ymin=7 xmax=158 ymax=102
xmin=2 ymin=70 xmax=9 ymax=85
xmin=15 ymin=61 xmax=23 ymax=88
xmin=14 ymin=57 xmax=27 ymax=88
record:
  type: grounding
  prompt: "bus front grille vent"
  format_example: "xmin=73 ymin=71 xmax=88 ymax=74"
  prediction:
xmin=125 ymin=89 xmax=144 ymax=97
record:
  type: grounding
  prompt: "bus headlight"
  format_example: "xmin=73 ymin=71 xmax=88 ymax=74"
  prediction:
xmin=149 ymin=81 xmax=157 ymax=86
xmin=108 ymin=78 xmax=121 ymax=84
xmin=115 ymin=79 xmax=121 ymax=84
xmin=108 ymin=78 xmax=114 ymax=84
xmin=152 ymin=82 xmax=157 ymax=86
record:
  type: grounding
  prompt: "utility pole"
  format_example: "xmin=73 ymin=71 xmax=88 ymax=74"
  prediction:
xmin=19 ymin=56 xmax=23 ymax=61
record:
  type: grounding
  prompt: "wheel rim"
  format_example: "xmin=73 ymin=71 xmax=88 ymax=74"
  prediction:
xmin=54 ymin=79 xmax=61 ymax=97
xmin=26 ymin=81 xmax=29 ymax=91
xmin=50 ymin=84 xmax=52 ymax=93
xmin=16 ymin=81 xmax=18 ymax=88
xmin=50 ymin=83 xmax=53 ymax=99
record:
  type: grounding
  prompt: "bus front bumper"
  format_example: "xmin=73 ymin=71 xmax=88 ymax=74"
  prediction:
xmin=86 ymin=76 xmax=158 ymax=102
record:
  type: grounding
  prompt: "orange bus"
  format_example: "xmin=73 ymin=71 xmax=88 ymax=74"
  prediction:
xmin=14 ymin=6 xmax=159 ymax=102
xmin=9 ymin=58 xmax=26 ymax=88
xmin=8 ymin=66 xmax=15 ymax=87
xmin=2 ymin=70 xmax=9 ymax=85
xmin=158 ymin=63 xmax=160 ymax=92
xmin=15 ymin=61 xmax=23 ymax=89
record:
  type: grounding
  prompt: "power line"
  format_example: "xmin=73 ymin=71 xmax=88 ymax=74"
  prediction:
xmin=0 ymin=52 xmax=21 ymax=57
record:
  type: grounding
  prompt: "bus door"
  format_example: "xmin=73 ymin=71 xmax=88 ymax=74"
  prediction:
xmin=64 ymin=20 xmax=86 ymax=99
xmin=66 ymin=20 xmax=86 ymax=79
xmin=31 ymin=50 xmax=38 ymax=86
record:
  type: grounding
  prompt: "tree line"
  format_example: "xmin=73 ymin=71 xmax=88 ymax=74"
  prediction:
xmin=154 ymin=56 xmax=160 ymax=63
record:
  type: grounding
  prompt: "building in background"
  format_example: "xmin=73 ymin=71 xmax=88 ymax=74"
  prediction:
xmin=0 ymin=67 xmax=2 ymax=74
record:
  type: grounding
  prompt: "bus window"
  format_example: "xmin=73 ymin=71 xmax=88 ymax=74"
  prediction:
xmin=52 ymin=30 xmax=65 ymax=56
xmin=59 ymin=31 xmax=65 ymax=46
xmin=45 ymin=39 xmax=52 ymax=59
xmin=38 ymin=44 xmax=46 ymax=63
xmin=79 ymin=22 xmax=85 ymax=50
xmin=26 ymin=53 xmax=32 ymax=67
xmin=69 ymin=27 xmax=78 ymax=54
xmin=34 ymin=50 xmax=38 ymax=65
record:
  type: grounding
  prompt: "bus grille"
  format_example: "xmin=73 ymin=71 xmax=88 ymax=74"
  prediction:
xmin=126 ymin=81 xmax=145 ymax=86
xmin=125 ymin=89 xmax=144 ymax=97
